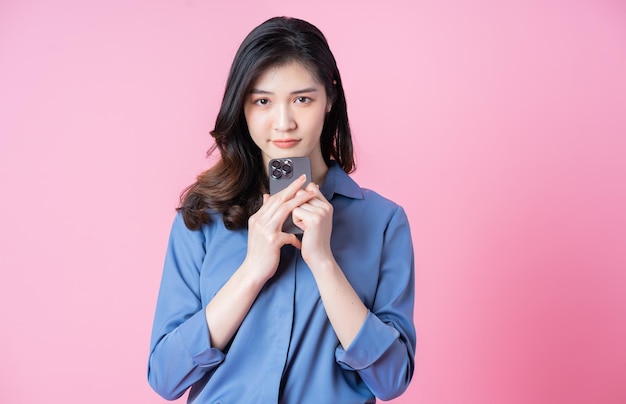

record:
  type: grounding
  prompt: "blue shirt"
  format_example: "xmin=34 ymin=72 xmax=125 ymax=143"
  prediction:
xmin=148 ymin=163 xmax=416 ymax=403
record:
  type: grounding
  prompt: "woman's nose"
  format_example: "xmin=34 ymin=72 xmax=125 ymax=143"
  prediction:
xmin=273 ymin=104 xmax=296 ymax=131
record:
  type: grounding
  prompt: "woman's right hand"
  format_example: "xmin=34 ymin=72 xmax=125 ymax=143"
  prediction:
xmin=204 ymin=175 xmax=313 ymax=350
xmin=242 ymin=174 xmax=315 ymax=283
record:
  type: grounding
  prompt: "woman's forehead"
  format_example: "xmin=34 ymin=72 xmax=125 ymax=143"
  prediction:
xmin=251 ymin=62 xmax=323 ymax=91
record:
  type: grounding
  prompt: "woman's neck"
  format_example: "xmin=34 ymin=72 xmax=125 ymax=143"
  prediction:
xmin=310 ymin=153 xmax=329 ymax=185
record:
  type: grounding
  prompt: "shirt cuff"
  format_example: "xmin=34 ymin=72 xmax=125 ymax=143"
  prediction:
xmin=335 ymin=311 xmax=400 ymax=370
xmin=175 ymin=308 xmax=225 ymax=370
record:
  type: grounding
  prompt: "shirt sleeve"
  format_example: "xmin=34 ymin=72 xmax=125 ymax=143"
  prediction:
xmin=335 ymin=206 xmax=416 ymax=401
xmin=147 ymin=213 xmax=225 ymax=400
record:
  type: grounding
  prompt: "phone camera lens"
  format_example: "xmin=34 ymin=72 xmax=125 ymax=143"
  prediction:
xmin=271 ymin=160 xmax=282 ymax=169
xmin=271 ymin=168 xmax=282 ymax=179
xmin=282 ymin=163 xmax=293 ymax=174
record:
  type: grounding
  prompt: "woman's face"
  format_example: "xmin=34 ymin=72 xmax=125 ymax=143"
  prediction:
xmin=244 ymin=62 xmax=330 ymax=173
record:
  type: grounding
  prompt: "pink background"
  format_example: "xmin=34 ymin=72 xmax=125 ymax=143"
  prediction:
xmin=1 ymin=1 xmax=625 ymax=403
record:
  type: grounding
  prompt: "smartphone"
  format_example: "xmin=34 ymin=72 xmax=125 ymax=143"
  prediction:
xmin=269 ymin=157 xmax=312 ymax=234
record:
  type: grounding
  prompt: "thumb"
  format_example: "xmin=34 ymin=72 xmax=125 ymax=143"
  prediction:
xmin=282 ymin=233 xmax=302 ymax=250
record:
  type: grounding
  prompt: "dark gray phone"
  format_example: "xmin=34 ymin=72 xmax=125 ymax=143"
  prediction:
xmin=269 ymin=157 xmax=312 ymax=234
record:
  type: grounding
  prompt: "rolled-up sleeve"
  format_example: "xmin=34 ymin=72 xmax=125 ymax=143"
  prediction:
xmin=147 ymin=214 xmax=225 ymax=400
xmin=335 ymin=206 xmax=416 ymax=401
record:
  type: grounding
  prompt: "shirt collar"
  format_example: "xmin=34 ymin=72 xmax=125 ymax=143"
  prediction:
xmin=319 ymin=161 xmax=364 ymax=201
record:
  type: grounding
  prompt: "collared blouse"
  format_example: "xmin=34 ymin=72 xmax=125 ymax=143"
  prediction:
xmin=148 ymin=163 xmax=416 ymax=403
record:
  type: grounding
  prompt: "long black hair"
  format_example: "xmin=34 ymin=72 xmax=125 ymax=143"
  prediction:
xmin=179 ymin=16 xmax=354 ymax=230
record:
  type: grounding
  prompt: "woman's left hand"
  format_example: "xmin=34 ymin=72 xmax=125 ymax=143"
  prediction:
xmin=292 ymin=183 xmax=369 ymax=350
xmin=291 ymin=182 xmax=334 ymax=267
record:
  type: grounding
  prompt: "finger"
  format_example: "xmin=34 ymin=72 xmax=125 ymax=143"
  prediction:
xmin=266 ymin=194 xmax=314 ymax=233
xmin=291 ymin=207 xmax=323 ymax=234
xmin=280 ymin=232 xmax=302 ymax=250
xmin=256 ymin=188 xmax=315 ymax=233
xmin=291 ymin=209 xmax=307 ymax=232
xmin=259 ymin=175 xmax=307 ymax=214
xmin=292 ymin=198 xmax=332 ymax=229
xmin=292 ymin=206 xmax=324 ymax=224
xmin=280 ymin=189 xmax=316 ymax=213
xmin=293 ymin=201 xmax=321 ymax=213
xmin=262 ymin=175 xmax=308 ymax=214
xmin=301 ymin=196 xmax=328 ymax=208
xmin=305 ymin=182 xmax=328 ymax=200
xmin=276 ymin=174 xmax=308 ymax=200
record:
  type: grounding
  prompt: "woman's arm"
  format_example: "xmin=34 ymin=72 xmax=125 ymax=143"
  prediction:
xmin=294 ymin=182 xmax=369 ymax=347
xmin=205 ymin=175 xmax=315 ymax=349
xmin=148 ymin=176 xmax=316 ymax=399
xmin=335 ymin=205 xmax=416 ymax=400
xmin=294 ymin=185 xmax=416 ymax=400
xmin=148 ymin=214 xmax=221 ymax=400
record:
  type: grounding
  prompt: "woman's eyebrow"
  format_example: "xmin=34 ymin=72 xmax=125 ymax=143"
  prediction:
xmin=291 ymin=88 xmax=318 ymax=95
xmin=249 ymin=88 xmax=319 ymax=95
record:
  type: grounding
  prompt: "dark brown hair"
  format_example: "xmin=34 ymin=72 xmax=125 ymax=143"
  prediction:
xmin=178 ymin=16 xmax=355 ymax=230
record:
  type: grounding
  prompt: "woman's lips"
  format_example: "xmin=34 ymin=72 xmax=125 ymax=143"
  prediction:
xmin=272 ymin=139 xmax=300 ymax=149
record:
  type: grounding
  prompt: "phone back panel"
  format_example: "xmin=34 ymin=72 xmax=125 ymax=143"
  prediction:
xmin=268 ymin=157 xmax=311 ymax=234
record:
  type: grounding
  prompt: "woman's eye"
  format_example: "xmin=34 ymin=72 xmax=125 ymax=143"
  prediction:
xmin=295 ymin=97 xmax=311 ymax=104
xmin=254 ymin=98 xmax=269 ymax=106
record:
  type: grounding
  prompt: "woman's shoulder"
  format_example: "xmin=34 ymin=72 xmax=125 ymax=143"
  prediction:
xmin=170 ymin=210 xmax=230 ymax=237
xmin=329 ymin=165 xmax=406 ymax=216
xmin=359 ymin=187 xmax=401 ymax=209
xmin=356 ymin=187 xmax=409 ymax=224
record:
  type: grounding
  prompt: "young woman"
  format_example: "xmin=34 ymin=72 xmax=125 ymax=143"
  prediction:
xmin=148 ymin=16 xmax=416 ymax=403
